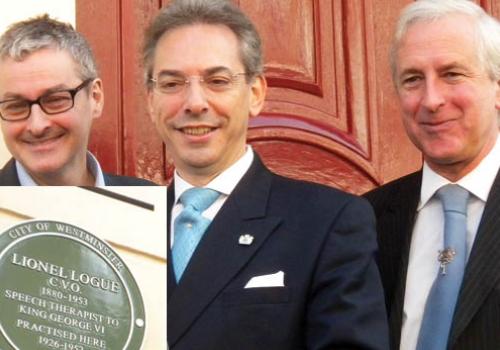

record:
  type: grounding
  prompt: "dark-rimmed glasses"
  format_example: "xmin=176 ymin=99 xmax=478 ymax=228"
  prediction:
xmin=0 ymin=78 xmax=93 ymax=121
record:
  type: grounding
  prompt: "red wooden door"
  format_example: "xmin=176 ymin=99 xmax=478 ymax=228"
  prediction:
xmin=243 ymin=0 xmax=414 ymax=193
xmin=76 ymin=0 xmax=500 ymax=193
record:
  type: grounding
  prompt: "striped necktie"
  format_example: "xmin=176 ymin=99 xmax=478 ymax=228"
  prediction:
xmin=416 ymin=184 xmax=469 ymax=350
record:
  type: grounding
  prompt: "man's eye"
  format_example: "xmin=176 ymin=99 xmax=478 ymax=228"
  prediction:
xmin=444 ymin=72 xmax=462 ymax=80
xmin=3 ymin=100 xmax=28 ymax=112
xmin=158 ymin=80 xmax=185 ymax=90
xmin=401 ymin=76 xmax=421 ymax=88
xmin=44 ymin=94 xmax=71 ymax=104
xmin=205 ymin=76 xmax=232 ymax=88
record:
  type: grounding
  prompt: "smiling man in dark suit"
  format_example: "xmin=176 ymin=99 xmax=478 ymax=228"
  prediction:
xmin=0 ymin=15 xmax=155 ymax=186
xmin=144 ymin=0 xmax=388 ymax=349
xmin=364 ymin=1 xmax=500 ymax=349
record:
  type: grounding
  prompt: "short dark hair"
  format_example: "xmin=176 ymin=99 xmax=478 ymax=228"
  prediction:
xmin=143 ymin=0 xmax=263 ymax=87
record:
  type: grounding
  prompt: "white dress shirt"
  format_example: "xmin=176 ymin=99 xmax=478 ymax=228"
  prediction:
xmin=170 ymin=146 xmax=254 ymax=247
xmin=400 ymin=133 xmax=500 ymax=350
xmin=15 ymin=151 xmax=106 ymax=186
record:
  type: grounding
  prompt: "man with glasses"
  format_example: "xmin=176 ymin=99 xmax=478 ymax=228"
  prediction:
xmin=149 ymin=1 xmax=388 ymax=349
xmin=0 ymin=15 xmax=155 ymax=185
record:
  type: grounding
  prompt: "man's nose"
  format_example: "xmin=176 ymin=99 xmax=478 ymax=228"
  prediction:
xmin=183 ymin=78 xmax=209 ymax=115
xmin=26 ymin=104 xmax=52 ymax=135
xmin=421 ymin=78 xmax=445 ymax=112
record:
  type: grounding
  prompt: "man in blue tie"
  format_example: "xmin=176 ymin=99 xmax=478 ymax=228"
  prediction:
xmin=144 ymin=0 xmax=388 ymax=349
xmin=365 ymin=1 xmax=500 ymax=349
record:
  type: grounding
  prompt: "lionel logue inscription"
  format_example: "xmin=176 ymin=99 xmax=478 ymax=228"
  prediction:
xmin=0 ymin=220 xmax=145 ymax=350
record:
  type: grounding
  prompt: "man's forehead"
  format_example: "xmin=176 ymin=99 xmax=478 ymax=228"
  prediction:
xmin=161 ymin=22 xmax=239 ymax=41
xmin=0 ymin=51 xmax=83 ymax=99
xmin=396 ymin=17 xmax=481 ymax=70
xmin=397 ymin=51 xmax=474 ymax=70
xmin=153 ymin=23 xmax=244 ymax=72
xmin=157 ymin=66 xmax=234 ymax=77
xmin=0 ymin=48 xmax=80 ymax=74
xmin=400 ymin=14 xmax=476 ymax=47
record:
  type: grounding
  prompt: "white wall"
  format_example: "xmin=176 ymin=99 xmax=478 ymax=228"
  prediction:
xmin=0 ymin=1 xmax=75 ymax=167
xmin=0 ymin=186 xmax=167 ymax=349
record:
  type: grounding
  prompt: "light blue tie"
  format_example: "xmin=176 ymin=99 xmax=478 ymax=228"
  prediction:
xmin=416 ymin=184 xmax=469 ymax=350
xmin=172 ymin=187 xmax=220 ymax=282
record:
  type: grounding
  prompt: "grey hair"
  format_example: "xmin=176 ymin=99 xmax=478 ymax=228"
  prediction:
xmin=142 ymin=0 xmax=263 ymax=87
xmin=390 ymin=0 xmax=500 ymax=83
xmin=0 ymin=14 xmax=98 ymax=80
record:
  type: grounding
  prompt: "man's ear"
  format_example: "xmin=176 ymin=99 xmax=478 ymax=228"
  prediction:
xmin=249 ymin=74 xmax=267 ymax=117
xmin=90 ymin=78 xmax=104 ymax=120
xmin=495 ymin=79 xmax=500 ymax=110
xmin=147 ymin=87 xmax=156 ymax=122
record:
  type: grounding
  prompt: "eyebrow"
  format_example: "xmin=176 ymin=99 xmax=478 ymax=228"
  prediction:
xmin=399 ymin=61 xmax=470 ymax=78
xmin=398 ymin=68 xmax=421 ymax=78
xmin=156 ymin=66 xmax=234 ymax=78
xmin=438 ymin=62 xmax=470 ymax=72
xmin=1 ymin=83 xmax=73 ymax=101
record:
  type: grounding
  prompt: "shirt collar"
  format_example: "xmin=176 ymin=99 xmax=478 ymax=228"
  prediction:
xmin=174 ymin=146 xmax=254 ymax=204
xmin=419 ymin=133 xmax=500 ymax=210
xmin=88 ymin=152 xmax=106 ymax=186
xmin=16 ymin=151 xmax=106 ymax=186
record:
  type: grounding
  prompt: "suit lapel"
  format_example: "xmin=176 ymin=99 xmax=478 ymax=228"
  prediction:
xmin=0 ymin=158 xmax=21 ymax=185
xmin=449 ymin=169 xmax=500 ymax=346
xmin=378 ymin=172 xmax=421 ymax=349
xmin=167 ymin=184 xmax=175 ymax=300
xmin=167 ymin=157 xmax=282 ymax=347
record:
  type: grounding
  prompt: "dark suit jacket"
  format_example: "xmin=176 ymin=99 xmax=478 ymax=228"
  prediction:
xmin=364 ymin=169 xmax=500 ymax=350
xmin=167 ymin=155 xmax=389 ymax=350
xmin=0 ymin=158 xmax=156 ymax=186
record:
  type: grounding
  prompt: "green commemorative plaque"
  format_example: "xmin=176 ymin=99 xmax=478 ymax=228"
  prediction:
xmin=0 ymin=220 xmax=145 ymax=350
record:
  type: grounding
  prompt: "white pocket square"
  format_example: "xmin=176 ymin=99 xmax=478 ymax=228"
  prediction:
xmin=244 ymin=271 xmax=285 ymax=288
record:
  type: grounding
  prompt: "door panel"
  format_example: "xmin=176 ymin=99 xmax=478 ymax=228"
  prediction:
xmin=77 ymin=0 xmax=166 ymax=182
xmin=243 ymin=0 xmax=382 ymax=192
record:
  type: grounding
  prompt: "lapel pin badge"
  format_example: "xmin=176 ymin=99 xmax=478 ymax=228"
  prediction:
xmin=238 ymin=234 xmax=254 ymax=246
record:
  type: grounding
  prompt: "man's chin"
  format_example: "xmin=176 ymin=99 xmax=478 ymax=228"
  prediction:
xmin=20 ymin=158 xmax=65 ymax=178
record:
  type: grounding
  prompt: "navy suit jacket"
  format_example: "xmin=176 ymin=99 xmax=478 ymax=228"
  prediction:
xmin=365 ymin=169 xmax=500 ymax=350
xmin=167 ymin=155 xmax=389 ymax=350
xmin=0 ymin=158 xmax=156 ymax=186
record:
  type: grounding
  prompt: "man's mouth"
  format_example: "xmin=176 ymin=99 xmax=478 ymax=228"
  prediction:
xmin=420 ymin=118 xmax=458 ymax=132
xmin=180 ymin=126 xmax=216 ymax=136
xmin=23 ymin=133 xmax=65 ymax=147
xmin=422 ymin=119 xmax=453 ymax=126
